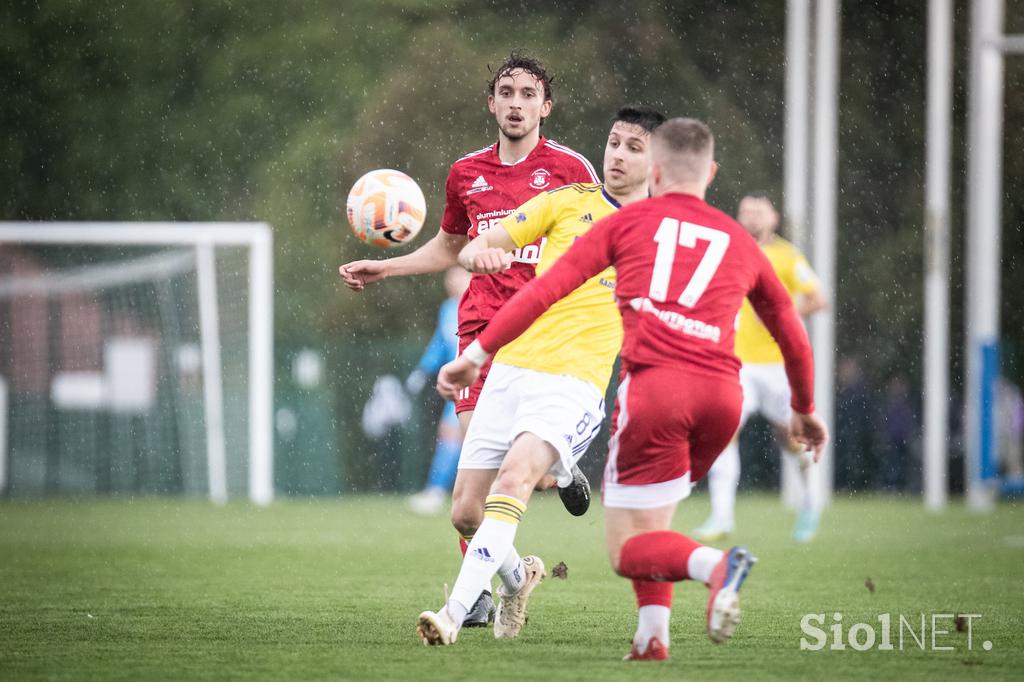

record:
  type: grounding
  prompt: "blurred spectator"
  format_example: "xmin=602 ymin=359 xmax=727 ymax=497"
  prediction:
xmin=361 ymin=374 xmax=411 ymax=490
xmin=879 ymin=373 xmax=918 ymax=492
xmin=834 ymin=356 xmax=878 ymax=491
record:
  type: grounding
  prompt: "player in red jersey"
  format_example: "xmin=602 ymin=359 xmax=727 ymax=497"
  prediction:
xmin=338 ymin=52 xmax=598 ymax=626
xmin=439 ymin=118 xmax=829 ymax=660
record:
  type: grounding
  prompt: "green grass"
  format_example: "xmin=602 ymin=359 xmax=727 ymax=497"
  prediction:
xmin=1 ymin=493 xmax=1022 ymax=680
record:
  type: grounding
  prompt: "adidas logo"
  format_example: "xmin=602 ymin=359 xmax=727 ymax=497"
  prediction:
xmin=471 ymin=547 xmax=495 ymax=563
xmin=580 ymin=213 xmax=593 ymax=223
xmin=467 ymin=175 xmax=492 ymax=194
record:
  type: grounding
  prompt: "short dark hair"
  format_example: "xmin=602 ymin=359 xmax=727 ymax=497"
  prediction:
xmin=613 ymin=105 xmax=666 ymax=134
xmin=488 ymin=51 xmax=554 ymax=101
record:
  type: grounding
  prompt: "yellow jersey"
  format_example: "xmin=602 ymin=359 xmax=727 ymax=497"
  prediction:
xmin=735 ymin=236 xmax=820 ymax=364
xmin=493 ymin=183 xmax=622 ymax=391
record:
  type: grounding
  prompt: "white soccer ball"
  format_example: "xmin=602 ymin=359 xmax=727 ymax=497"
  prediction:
xmin=345 ymin=169 xmax=426 ymax=248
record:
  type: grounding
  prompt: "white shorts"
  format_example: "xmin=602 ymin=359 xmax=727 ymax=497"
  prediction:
xmin=739 ymin=363 xmax=792 ymax=428
xmin=458 ymin=363 xmax=605 ymax=487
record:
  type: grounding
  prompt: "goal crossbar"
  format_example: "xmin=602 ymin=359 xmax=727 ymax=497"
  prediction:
xmin=0 ymin=222 xmax=271 ymax=247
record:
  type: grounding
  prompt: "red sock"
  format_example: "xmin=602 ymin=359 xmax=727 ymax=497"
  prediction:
xmin=618 ymin=531 xmax=702 ymax=582
xmin=632 ymin=579 xmax=673 ymax=608
xmin=459 ymin=536 xmax=469 ymax=557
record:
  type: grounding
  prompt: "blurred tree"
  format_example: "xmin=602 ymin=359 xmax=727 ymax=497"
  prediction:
xmin=2 ymin=0 xmax=1022 ymax=490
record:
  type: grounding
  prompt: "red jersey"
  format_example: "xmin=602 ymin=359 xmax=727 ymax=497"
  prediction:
xmin=440 ymin=136 xmax=598 ymax=335
xmin=477 ymin=192 xmax=816 ymax=414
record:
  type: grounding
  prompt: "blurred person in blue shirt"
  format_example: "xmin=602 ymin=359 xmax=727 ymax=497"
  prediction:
xmin=407 ymin=267 xmax=471 ymax=514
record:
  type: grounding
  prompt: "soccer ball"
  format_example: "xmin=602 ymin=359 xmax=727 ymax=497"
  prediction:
xmin=345 ymin=169 xmax=426 ymax=248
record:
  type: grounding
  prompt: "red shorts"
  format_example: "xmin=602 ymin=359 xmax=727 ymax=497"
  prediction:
xmin=602 ymin=365 xmax=742 ymax=509
xmin=455 ymin=329 xmax=491 ymax=414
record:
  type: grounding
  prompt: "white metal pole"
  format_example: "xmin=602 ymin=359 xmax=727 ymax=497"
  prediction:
xmin=924 ymin=0 xmax=953 ymax=512
xmin=811 ymin=0 xmax=840 ymax=508
xmin=965 ymin=0 xmax=1004 ymax=511
xmin=781 ymin=0 xmax=813 ymax=510
xmin=785 ymin=0 xmax=812 ymax=253
xmin=248 ymin=227 xmax=274 ymax=506
xmin=197 ymin=244 xmax=228 ymax=505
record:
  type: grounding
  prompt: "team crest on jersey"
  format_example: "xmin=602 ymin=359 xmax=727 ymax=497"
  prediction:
xmin=529 ymin=168 xmax=551 ymax=189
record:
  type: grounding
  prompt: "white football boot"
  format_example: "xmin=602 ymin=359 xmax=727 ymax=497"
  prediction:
xmin=493 ymin=555 xmax=546 ymax=639
xmin=706 ymin=546 xmax=757 ymax=644
xmin=417 ymin=605 xmax=459 ymax=646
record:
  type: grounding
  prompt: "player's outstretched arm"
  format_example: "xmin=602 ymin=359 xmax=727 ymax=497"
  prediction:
xmin=339 ymin=228 xmax=467 ymax=291
xmin=457 ymin=225 xmax=516 ymax=274
xmin=790 ymin=411 xmax=829 ymax=462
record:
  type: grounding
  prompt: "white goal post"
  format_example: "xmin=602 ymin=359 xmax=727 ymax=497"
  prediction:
xmin=0 ymin=222 xmax=274 ymax=506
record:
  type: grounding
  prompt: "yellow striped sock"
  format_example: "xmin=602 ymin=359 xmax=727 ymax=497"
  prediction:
xmin=483 ymin=494 xmax=526 ymax=524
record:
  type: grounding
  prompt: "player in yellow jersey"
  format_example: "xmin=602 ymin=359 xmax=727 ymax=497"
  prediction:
xmin=694 ymin=192 xmax=828 ymax=543
xmin=415 ymin=106 xmax=665 ymax=646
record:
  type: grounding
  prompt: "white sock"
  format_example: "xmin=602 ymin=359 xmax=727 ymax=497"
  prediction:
xmin=634 ymin=605 xmax=671 ymax=650
xmin=708 ymin=441 xmax=740 ymax=528
xmin=445 ymin=598 xmax=469 ymax=624
xmin=782 ymin=447 xmax=818 ymax=513
xmin=497 ymin=546 xmax=526 ymax=595
xmin=448 ymin=495 xmax=526 ymax=615
xmin=801 ymin=459 xmax=821 ymax=513
xmin=687 ymin=546 xmax=724 ymax=584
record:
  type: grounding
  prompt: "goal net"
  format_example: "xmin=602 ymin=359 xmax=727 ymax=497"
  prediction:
xmin=0 ymin=223 xmax=273 ymax=505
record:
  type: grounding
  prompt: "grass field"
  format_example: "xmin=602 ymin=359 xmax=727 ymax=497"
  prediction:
xmin=1 ymin=493 xmax=1022 ymax=680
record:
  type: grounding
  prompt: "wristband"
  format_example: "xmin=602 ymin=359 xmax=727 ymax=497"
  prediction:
xmin=462 ymin=340 xmax=490 ymax=367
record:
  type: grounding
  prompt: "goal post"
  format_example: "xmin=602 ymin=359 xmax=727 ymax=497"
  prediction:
xmin=0 ymin=222 xmax=274 ymax=505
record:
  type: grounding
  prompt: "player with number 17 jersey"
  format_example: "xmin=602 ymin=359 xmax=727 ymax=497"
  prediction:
xmin=475 ymin=191 xmax=815 ymax=487
xmin=440 ymin=136 xmax=598 ymax=412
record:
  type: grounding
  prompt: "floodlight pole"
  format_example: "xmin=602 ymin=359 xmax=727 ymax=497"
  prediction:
xmin=923 ymin=0 xmax=953 ymax=511
xmin=782 ymin=0 xmax=813 ymax=510
xmin=785 ymin=0 xmax=811 ymax=253
xmin=965 ymin=0 xmax=1007 ymax=511
xmin=810 ymin=0 xmax=840 ymax=507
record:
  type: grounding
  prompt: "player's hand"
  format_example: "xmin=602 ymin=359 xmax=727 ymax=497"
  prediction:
xmin=338 ymin=260 xmax=389 ymax=291
xmin=436 ymin=356 xmax=480 ymax=401
xmin=789 ymin=411 xmax=829 ymax=462
xmin=468 ymin=248 xmax=513 ymax=274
